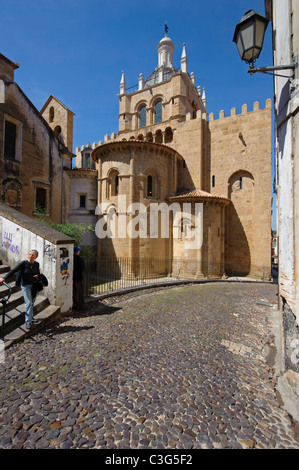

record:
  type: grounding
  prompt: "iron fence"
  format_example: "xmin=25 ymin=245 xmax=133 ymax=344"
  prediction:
xmin=83 ymin=257 xmax=178 ymax=297
xmin=82 ymin=257 xmax=272 ymax=298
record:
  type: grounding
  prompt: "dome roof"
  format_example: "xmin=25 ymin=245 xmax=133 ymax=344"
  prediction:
xmin=158 ymin=35 xmax=174 ymax=49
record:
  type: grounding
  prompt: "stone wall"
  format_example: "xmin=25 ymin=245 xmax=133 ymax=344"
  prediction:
xmin=209 ymin=100 xmax=272 ymax=278
xmin=0 ymin=203 xmax=74 ymax=312
xmin=0 ymin=81 xmax=72 ymax=224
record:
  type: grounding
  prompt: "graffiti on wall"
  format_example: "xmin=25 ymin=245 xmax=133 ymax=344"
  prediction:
xmin=44 ymin=244 xmax=56 ymax=263
xmin=60 ymin=247 xmax=70 ymax=285
xmin=1 ymin=232 xmax=19 ymax=254
xmin=42 ymin=245 xmax=71 ymax=285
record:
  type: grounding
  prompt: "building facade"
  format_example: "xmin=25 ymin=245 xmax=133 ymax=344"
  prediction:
xmin=79 ymin=33 xmax=272 ymax=279
xmin=267 ymin=0 xmax=299 ymax=327
xmin=65 ymin=144 xmax=98 ymax=248
xmin=265 ymin=0 xmax=299 ymax=395
xmin=0 ymin=53 xmax=74 ymax=224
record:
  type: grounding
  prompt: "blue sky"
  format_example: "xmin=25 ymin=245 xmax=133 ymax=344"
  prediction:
xmin=1 ymin=0 xmax=276 ymax=228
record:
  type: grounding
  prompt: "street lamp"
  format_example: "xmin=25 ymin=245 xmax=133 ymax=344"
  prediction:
xmin=233 ymin=9 xmax=296 ymax=77
xmin=233 ymin=10 xmax=269 ymax=67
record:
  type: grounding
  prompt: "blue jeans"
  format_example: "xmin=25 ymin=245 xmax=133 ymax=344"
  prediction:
xmin=21 ymin=285 xmax=36 ymax=325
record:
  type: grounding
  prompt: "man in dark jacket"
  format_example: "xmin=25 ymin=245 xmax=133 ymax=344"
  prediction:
xmin=73 ymin=246 xmax=85 ymax=310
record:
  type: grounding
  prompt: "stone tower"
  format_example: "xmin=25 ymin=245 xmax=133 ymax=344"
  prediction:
xmin=40 ymin=95 xmax=75 ymax=153
xmin=118 ymin=33 xmax=206 ymax=134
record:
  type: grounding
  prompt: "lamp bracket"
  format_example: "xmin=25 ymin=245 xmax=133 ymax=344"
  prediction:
xmin=248 ymin=63 xmax=296 ymax=78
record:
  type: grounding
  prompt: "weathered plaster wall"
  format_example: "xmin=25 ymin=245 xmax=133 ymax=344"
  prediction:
xmin=0 ymin=203 xmax=74 ymax=312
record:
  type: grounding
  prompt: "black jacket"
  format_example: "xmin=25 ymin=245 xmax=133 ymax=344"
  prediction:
xmin=31 ymin=274 xmax=48 ymax=298
xmin=4 ymin=260 xmax=40 ymax=286
xmin=73 ymin=254 xmax=84 ymax=281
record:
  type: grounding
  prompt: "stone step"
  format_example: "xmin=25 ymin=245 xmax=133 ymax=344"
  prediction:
xmin=0 ymin=279 xmax=20 ymax=296
xmin=4 ymin=304 xmax=61 ymax=349
xmin=0 ymin=264 xmax=10 ymax=275
xmin=0 ymin=259 xmax=62 ymax=349
xmin=0 ymin=289 xmax=24 ymax=312
xmin=1 ymin=293 xmax=50 ymax=335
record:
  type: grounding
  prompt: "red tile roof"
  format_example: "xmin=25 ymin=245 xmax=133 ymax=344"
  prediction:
xmin=169 ymin=188 xmax=231 ymax=203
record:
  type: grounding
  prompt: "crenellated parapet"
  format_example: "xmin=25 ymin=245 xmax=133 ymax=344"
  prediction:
xmin=209 ymin=99 xmax=271 ymax=122
xmin=77 ymin=99 xmax=271 ymax=155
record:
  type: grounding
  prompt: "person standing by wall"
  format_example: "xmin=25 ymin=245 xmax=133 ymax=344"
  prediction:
xmin=73 ymin=246 xmax=85 ymax=311
xmin=0 ymin=249 xmax=40 ymax=329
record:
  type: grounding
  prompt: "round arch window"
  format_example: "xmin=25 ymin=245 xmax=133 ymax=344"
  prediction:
xmin=139 ymin=105 xmax=146 ymax=128
xmin=154 ymin=100 xmax=162 ymax=124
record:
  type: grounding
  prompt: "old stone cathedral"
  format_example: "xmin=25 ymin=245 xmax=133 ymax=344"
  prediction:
xmin=72 ymin=31 xmax=272 ymax=280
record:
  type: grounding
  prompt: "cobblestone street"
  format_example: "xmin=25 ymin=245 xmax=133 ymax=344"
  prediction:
xmin=0 ymin=281 xmax=298 ymax=449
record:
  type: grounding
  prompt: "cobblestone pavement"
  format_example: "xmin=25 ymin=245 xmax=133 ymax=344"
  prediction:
xmin=1 ymin=282 xmax=299 ymax=449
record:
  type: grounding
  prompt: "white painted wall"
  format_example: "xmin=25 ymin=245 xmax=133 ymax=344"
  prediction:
xmin=274 ymin=0 xmax=297 ymax=313
xmin=0 ymin=216 xmax=73 ymax=313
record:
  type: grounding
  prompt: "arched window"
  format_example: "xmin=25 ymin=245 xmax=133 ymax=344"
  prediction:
xmin=139 ymin=105 xmax=146 ymax=128
xmin=147 ymin=175 xmax=153 ymax=196
xmin=155 ymin=130 xmax=163 ymax=144
xmin=115 ymin=175 xmax=119 ymax=195
xmin=49 ymin=107 xmax=54 ymax=123
xmin=165 ymin=127 xmax=173 ymax=143
xmin=54 ymin=125 xmax=61 ymax=136
xmin=154 ymin=100 xmax=162 ymax=124
xmin=109 ymin=170 xmax=119 ymax=197
xmin=182 ymin=217 xmax=192 ymax=238
xmin=146 ymin=132 xmax=153 ymax=142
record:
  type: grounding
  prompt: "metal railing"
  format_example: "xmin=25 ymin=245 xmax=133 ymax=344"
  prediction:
xmin=82 ymin=257 xmax=272 ymax=298
xmin=124 ymin=66 xmax=181 ymax=94
xmin=83 ymin=258 xmax=176 ymax=296
xmin=1 ymin=282 xmax=12 ymax=340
